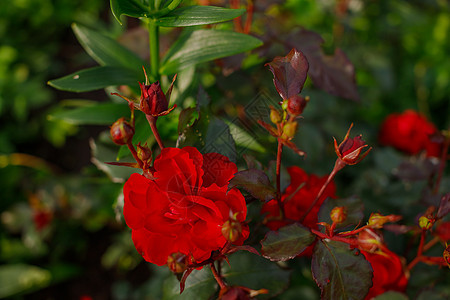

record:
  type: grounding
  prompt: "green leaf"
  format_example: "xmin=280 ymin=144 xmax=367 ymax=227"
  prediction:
xmin=72 ymin=23 xmax=149 ymax=71
xmin=156 ymin=6 xmax=245 ymax=27
xmin=48 ymin=66 xmax=141 ymax=92
xmin=223 ymin=252 xmax=291 ymax=299
xmin=261 ymin=223 xmax=316 ymax=261
xmin=311 ymin=240 xmax=373 ymax=300
xmin=318 ymin=196 xmax=364 ymax=229
xmin=48 ymin=102 xmax=129 ymax=125
xmin=228 ymin=169 xmax=277 ymax=202
xmin=204 ymin=117 xmax=236 ymax=162
xmin=162 ymin=267 xmax=216 ymax=300
xmin=160 ymin=29 xmax=263 ymax=74
xmin=110 ymin=0 xmax=150 ymax=25
xmin=0 ymin=264 xmax=51 ymax=298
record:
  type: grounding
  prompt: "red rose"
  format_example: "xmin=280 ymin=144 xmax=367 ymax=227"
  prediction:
xmin=262 ymin=166 xmax=336 ymax=231
xmin=362 ymin=250 xmax=408 ymax=299
xmin=123 ymin=147 xmax=249 ymax=267
xmin=379 ymin=110 xmax=440 ymax=156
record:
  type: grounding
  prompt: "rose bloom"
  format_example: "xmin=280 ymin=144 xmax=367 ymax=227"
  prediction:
xmin=379 ymin=110 xmax=440 ymax=157
xmin=123 ymin=147 xmax=249 ymax=266
xmin=261 ymin=166 xmax=336 ymax=231
xmin=362 ymin=250 xmax=408 ymax=299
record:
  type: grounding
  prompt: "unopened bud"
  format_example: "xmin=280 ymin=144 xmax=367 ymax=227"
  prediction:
xmin=287 ymin=95 xmax=308 ymax=116
xmin=110 ymin=118 xmax=134 ymax=145
xmin=330 ymin=206 xmax=347 ymax=224
xmin=167 ymin=252 xmax=187 ymax=274
xmin=367 ymin=213 xmax=402 ymax=229
xmin=136 ymin=142 xmax=152 ymax=163
xmin=358 ymin=228 xmax=383 ymax=253
xmin=139 ymin=81 xmax=168 ymax=116
xmin=222 ymin=219 xmax=242 ymax=243
xmin=418 ymin=216 xmax=434 ymax=230
xmin=282 ymin=121 xmax=298 ymax=140
xmin=270 ymin=106 xmax=282 ymax=124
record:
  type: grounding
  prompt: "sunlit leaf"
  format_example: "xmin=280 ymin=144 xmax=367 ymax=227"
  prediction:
xmin=156 ymin=6 xmax=245 ymax=27
xmin=265 ymin=48 xmax=309 ymax=100
xmin=110 ymin=0 xmax=150 ymax=25
xmin=72 ymin=23 xmax=149 ymax=71
xmin=0 ymin=264 xmax=51 ymax=298
xmin=161 ymin=29 xmax=263 ymax=74
xmin=48 ymin=66 xmax=141 ymax=92
xmin=48 ymin=102 xmax=129 ymax=125
xmin=311 ymin=240 xmax=373 ymax=300
xmin=261 ymin=223 xmax=315 ymax=261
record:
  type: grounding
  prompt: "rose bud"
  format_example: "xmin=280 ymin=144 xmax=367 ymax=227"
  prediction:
xmin=358 ymin=228 xmax=383 ymax=253
xmin=110 ymin=117 xmax=135 ymax=145
xmin=167 ymin=252 xmax=187 ymax=274
xmin=418 ymin=215 xmax=434 ymax=230
xmin=282 ymin=121 xmax=298 ymax=140
xmin=139 ymin=81 xmax=168 ymax=116
xmin=367 ymin=213 xmax=402 ymax=229
xmin=287 ymin=95 xmax=309 ymax=116
xmin=330 ymin=206 xmax=347 ymax=224
xmin=270 ymin=106 xmax=282 ymax=124
xmin=222 ymin=218 xmax=243 ymax=243
xmin=136 ymin=142 xmax=152 ymax=164
xmin=333 ymin=123 xmax=372 ymax=165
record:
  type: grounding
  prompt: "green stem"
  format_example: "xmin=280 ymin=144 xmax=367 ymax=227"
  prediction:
xmin=148 ymin=20 xmax=160 ymax=82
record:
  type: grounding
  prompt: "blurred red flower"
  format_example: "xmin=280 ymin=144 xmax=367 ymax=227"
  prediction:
xmin=123 ymin=147 xmax=249 ymax=267
xmin=262 ymin=166 xmax=336 ymax=231
xmin=362 ymin=250 xmax=408 ymax=299
xmin=379 ymin=110 xmax=440 ymax=157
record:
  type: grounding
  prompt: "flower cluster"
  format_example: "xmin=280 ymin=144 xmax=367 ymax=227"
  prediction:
xmin=123 ymin=147 xmax=249 ymax=267
xmin=261 ymin=166 xmax=337 ymax=231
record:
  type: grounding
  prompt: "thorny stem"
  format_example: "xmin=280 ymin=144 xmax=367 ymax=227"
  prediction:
xmin=299 ymin=159 xmax=345 ymax=223
xmin=210 ymin=262 xmax=227 ymax=290
xmin=146 ymin=115 xmax=164 ymax=150
xmin=276 ymin=137 xmax=284 ymax=218
xmin=127 ymin=141 xmax=144 ymax=169
xmin=434 ymin=133 xmax=450 ymax=194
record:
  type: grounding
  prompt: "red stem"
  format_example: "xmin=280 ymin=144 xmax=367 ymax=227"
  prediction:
xmin=299 ymin=159 xmax=345 ymax=223
xmin=210 ymin=263 xmax=227 ymax=290
xmin=311 ymin=228 xmax=358 ymax=247
xmin=146 ymin=115 xmax=164 ymax=150
xmin=127 ymin=142 xmax=144 ymax=169
xmin=276 ymin=137 xmax=284 ymax=218
xmin=407 ymin=229 xmax=427 ymax=270
xmin=244 ymin=0 xmax=254 ymax=34
xmin=434 ymin=134 xmax=450 ymax=194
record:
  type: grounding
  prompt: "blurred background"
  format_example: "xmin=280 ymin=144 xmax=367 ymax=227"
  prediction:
xmin=0 ymin=0 xmax=449 ymax=299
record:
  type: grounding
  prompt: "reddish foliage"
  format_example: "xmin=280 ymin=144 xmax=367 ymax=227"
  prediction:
xmin=123 ymin=147 xmax=249 ymax=266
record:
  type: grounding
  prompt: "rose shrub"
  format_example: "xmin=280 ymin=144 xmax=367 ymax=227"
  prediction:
xmin=379 ymin=110 xmax=440 ymax=156
xmin=261 ymin=166 xmax=336 ymax=230
xmin=123 ymin=147 xmax=249 ymax=267
xmin=362 ymin=250 xmax=408 ymax=299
